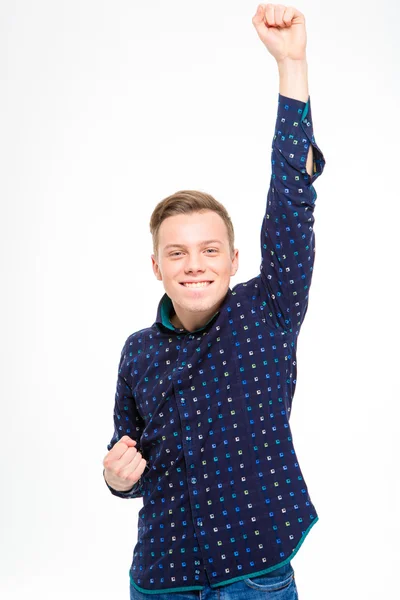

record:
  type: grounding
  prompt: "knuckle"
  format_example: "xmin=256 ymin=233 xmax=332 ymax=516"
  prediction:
xmin=114 ymin=465 xmax=124 ymax=477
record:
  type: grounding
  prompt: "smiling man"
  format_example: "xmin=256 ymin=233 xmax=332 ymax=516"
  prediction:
xmin=151 ymin=204 xmax=239 ymax=333
xmin=103 ymin=4 xmax=326 ymax=599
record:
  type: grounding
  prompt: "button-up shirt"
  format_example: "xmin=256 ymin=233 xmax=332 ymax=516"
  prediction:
xmin=104 ymin=92 xmax=326 ymax=595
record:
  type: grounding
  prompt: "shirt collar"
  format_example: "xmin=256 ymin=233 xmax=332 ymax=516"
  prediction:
xmin=155 ymin=292 xmax=225 ymax=334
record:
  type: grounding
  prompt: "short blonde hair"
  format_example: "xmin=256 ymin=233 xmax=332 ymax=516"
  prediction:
xmin=149 ymin=190 xmax=235 ymax=258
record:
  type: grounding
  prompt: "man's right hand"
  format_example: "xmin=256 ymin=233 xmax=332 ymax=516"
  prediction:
xmin=103 ymin=435 xmax=147 ymax=492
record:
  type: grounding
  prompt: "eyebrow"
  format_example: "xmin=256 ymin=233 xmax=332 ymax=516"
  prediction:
xmin=163 ymin=240 xmax=223 ymax=251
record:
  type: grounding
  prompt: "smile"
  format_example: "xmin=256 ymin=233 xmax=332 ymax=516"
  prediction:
xmin=180 ymin=281 xmax=213 ymax=288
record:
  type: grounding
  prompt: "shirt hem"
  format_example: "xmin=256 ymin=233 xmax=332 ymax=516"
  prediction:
xmin=129 ymin=576 xmax=205 ymax=594
xmin=211 ymin=515 xmax=319 ymax=588
xmin=129 ymin=516 xmax=319 ymax=594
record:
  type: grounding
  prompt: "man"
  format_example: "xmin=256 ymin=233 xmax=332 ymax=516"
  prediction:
xmin=103 ymin=4 xmax=326 ymax=598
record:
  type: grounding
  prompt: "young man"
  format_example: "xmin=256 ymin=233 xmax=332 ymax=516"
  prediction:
xmin=103 ymin=4 xmax=326 ymax=598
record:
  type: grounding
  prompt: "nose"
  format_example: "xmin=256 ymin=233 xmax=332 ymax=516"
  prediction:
xmin=184 ymin=252 xmax=206 ymax=274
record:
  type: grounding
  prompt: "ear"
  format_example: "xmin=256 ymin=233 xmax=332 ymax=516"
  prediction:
xmin=151 ymin=254 xmax=163 ymax=281
xmin=231 ymin=248 xmax=239 ymax=276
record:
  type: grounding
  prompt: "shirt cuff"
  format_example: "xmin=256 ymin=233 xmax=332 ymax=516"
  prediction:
xmin=274 ymin=93 xmax=326 ymax=186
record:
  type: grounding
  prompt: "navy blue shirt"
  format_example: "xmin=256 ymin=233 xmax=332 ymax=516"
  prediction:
xmin=105 ymin=92 xmax=326 ymax=594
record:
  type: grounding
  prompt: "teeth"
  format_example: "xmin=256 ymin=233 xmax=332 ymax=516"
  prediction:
xmin=183 ymin=282 xmax=210 ymax=288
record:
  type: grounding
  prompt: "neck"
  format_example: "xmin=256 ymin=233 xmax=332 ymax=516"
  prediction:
xmin=170 ymin=305 xmax=218 ymax=333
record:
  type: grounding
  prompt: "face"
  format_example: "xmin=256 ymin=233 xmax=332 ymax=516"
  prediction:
xmin=151 ymin=210 xmax=239 ymax=326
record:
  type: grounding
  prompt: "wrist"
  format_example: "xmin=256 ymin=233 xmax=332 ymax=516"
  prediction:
xmin=103 ymin=468 xmax=138 ymax=492
xmin=277 ymin=56 xmax=308 ymax=70
xmin=277 ymin=58 xmax=309 ymax=104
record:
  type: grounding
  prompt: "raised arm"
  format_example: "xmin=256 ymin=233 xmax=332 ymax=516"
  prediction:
xmin=252 ymin=5 xmax=326 ymax=332
xmin=259 ymin=86 xmax=325 ymax=331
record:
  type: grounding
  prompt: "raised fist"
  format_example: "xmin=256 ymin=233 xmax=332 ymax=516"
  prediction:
xmin=252 ymin=4 xmax=307 ymax=62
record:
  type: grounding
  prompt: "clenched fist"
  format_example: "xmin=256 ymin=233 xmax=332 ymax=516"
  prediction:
xmin=103 ymin=435 xmax=147 ymax=492
xmin=252 ymin=4 xmax=307 ymax=63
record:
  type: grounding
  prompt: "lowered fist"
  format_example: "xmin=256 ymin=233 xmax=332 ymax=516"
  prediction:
xmin=103 ymin=435 xmax=147 ymax=492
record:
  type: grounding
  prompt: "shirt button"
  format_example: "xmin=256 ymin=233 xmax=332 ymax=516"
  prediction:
xmin=191 ymin=477 xmax=197 ymax=484
xmin=178 ymin=366 xmax=183 ymax=370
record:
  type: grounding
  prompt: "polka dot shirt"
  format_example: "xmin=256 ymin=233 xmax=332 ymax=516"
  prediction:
xmin=105 ymin=93 xmax=326 ymax=594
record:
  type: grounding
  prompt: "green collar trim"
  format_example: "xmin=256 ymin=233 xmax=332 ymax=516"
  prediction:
xmin=160 ymin=294 xmax=218 ymax=333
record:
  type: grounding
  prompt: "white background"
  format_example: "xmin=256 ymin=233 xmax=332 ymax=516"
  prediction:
xmin=1 ymin=1 xmax=399 ymax=598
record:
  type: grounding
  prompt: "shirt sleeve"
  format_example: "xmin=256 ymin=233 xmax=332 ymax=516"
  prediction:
xmin=259 ymin=93 xmax=326 ymax=332
xmin=104 ymin=337 xmax=146 ymax=499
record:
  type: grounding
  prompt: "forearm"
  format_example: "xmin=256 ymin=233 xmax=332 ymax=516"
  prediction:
xmin=278 ymin=57 xmax=309 ymax=102
xmin=278 ymin=58 xmax=313 ymax=177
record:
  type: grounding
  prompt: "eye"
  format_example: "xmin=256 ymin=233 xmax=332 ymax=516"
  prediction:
xmin=205 ymin=248 xmax=218 ymax=254
xmin=170 ymin=251 xmax=183 ymax=257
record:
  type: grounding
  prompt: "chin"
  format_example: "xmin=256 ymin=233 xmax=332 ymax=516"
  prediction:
xmin=179 ymin=298 xmax=218 ymax=313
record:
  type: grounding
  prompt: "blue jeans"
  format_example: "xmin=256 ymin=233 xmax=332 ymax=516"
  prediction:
xmin=130 ymin=562 xmax=298 ymax=599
